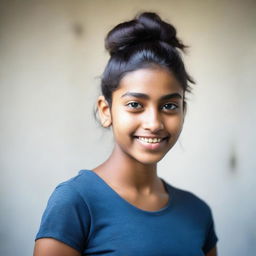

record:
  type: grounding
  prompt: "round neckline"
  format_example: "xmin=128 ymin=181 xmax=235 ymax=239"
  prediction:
xmin=83 ymin=169 xmax=174 ymax=215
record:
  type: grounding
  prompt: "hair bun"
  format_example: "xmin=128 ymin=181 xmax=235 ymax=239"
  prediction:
xmin=105 ymin=12 xmax=186 ymax=56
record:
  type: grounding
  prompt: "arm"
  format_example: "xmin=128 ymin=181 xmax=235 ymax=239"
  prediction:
xmin=33 ymin=238 xmax=81 ymax=256
xmin=34 ymin=183 xmax=91 ymax=256
xmin=205 ymin=246 xmax=217 ymax=256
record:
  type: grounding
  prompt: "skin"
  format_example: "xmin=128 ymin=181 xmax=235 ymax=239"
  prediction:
xmin=33 ymin=67 xmax=217 ymax=256
xmin=95 ymin=67 xmax=185 ymax=201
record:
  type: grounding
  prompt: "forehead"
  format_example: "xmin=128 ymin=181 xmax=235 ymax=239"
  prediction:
xmin=116 ymin=68 xmax=183 ymax=96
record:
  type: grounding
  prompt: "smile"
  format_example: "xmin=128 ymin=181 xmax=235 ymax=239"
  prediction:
xmin=137 ymin=137 xmax=164 ymax=144
xmin=134 ymin=136 xmax=168 ymax=151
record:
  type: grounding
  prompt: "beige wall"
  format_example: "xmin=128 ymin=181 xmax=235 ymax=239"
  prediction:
xmin=0 ymin=0 xmax=255 ymax=255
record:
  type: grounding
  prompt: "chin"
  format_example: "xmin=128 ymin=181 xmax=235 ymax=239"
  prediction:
xmin=134 ymin=154 xmax=167 ymax=165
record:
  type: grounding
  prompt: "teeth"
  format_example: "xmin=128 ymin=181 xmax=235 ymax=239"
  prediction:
xmin=138 ymin=137 xmax=162 ymax=143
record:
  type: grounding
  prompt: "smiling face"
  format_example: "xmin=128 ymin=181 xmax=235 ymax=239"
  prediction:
xmin=98 ymin=67 xmax=185 ymax=165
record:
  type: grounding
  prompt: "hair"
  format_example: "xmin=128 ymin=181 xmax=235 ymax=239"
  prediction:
xmin=100 ymin=12 xmax=194 ymax=109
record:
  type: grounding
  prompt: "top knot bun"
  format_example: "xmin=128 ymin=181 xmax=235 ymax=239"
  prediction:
xmin=105 ymin=12 xmax=186 ymax=56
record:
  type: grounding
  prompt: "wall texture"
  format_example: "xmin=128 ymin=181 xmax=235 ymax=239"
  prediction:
xmin=0 ymin=0 xmax=255 ymax=255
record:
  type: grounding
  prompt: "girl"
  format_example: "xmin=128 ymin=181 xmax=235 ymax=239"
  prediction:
xmin=34 ymin=12 xmax=218 ymax=256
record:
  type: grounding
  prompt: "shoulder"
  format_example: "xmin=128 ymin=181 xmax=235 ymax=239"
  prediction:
xmin=165 ymin=181 xmax=213 ymax=218
xmin=52 ymin=170 xmax=93 ymax=198
xmin=57 ymin=169 xmax=93 ymax=188
xmin=44 ymin=170 xmax=96 ymax=214
xmin=35 ymin=170 xmax=93 ymax=252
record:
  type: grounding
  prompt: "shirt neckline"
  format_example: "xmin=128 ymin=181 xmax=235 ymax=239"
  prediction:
xmin=83 ymin=169 xmax=174 ymax=215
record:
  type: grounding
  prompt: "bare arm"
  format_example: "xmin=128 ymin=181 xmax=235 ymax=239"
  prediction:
xmin=33 ymin=238 xmax=82 ymax=256
xmin=205 ymin=246 xmax=217 ymax=256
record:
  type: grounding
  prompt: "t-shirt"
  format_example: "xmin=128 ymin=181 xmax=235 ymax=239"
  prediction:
xmin=35 ymin=170 xmax=218 ymax=255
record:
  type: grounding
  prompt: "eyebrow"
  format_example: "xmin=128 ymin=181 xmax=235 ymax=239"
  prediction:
xmin=121 ymin=92 xmax=183 ymax=100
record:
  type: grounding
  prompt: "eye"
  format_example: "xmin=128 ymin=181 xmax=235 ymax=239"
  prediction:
xmin=126 ymin=102 xmax=143 ymax=109
xmin=162 ymin=103 xmax=178 ymax=111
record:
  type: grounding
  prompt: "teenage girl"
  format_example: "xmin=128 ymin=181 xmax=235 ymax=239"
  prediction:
xmin=34 ymin=12 xmax=218 ymax=256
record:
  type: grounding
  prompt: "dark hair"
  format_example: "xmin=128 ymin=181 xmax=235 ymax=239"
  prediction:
xmin=100 ymin=12 xmax=194 ymax=108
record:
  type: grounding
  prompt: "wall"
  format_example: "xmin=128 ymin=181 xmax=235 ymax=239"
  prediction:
xmin=0 ymin=0 xmax=255 ymax=255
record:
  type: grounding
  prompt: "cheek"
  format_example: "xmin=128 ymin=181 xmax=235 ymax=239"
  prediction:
xmin=111 ymin=110 xmax=138 ymax=133
xmin=166 ymin=116 xmax=184 ymax=134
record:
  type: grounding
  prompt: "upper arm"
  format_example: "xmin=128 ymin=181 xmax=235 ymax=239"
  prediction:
xmin=203 ymin=207 xmax=218 ymax=254
xmin=205 ymin=246 xmax=217 ymax=256
xmin=33 ymin=238 xmax=81 ymax=256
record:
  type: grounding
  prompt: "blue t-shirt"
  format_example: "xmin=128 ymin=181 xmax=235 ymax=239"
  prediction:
xmin=35 ymin=170 xmax=218 ymax=255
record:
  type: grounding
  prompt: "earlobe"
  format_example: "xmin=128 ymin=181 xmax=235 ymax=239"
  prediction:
xmin=97 ymin=95 xmax=112 ymax=127
xmin=183 ymin=101 xmax=187 ymax=119
xmin=181 ymin=102 xmax=186 ymax=125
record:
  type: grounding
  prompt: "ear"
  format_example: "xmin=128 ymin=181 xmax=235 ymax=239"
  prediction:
xmin=97 ymin=95 xmax=112 ymax=128
xmin=182 ymin=100 xmax=187 ymax=123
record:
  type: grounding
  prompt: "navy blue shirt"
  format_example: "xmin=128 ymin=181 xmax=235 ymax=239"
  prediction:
xmin=35 ymin=170 xmax=218 ymax=255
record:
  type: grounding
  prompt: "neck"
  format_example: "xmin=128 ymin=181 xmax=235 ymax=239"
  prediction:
xmin=94 ymin=144 xmax=160 ymax=194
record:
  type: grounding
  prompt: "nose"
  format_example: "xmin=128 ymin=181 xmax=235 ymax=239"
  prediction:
xmin=141 ymin=108 xmax=164 ymax=133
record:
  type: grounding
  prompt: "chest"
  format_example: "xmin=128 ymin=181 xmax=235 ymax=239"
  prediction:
xmin=83 ymin=202 xmax=206 ymax=256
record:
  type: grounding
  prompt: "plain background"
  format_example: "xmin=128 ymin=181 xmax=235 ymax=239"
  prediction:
xmin=0 ymin=0 xmax=255 ymax=255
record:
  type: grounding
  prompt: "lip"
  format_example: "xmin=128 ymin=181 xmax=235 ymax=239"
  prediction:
xmin=134 ymin=135 xmax=168 ymax=139
xmin=134 ymin=136 xmax=169 ymax=151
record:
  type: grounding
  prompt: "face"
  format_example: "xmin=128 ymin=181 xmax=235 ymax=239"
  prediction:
xmin=99 ymin=67 xmax=185 ymax=165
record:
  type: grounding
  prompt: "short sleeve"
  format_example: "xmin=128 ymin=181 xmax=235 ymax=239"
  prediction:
xmin=203 ymin=209 xmax=218 ymax=254
xmin=35 ymin=182 xmax=91 ymax=252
